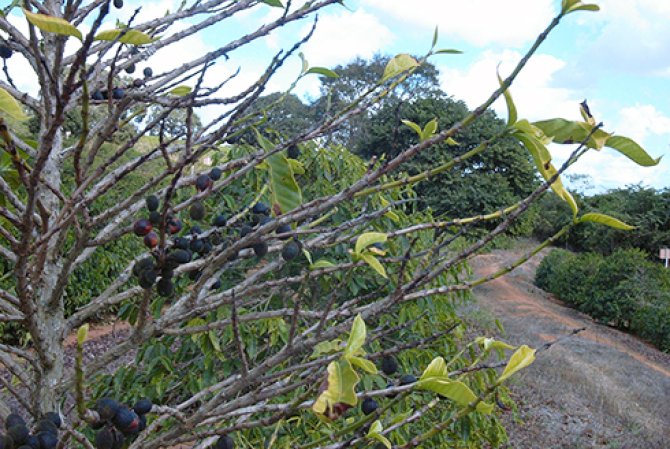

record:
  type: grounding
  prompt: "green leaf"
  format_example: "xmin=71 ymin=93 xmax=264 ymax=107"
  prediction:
xmin=310 ymin=259 xmax=336 ymax=270
xmin=604 ymin=135 xmax=661 ymax=167
xmin=420 ymin=356 xmax=447 ymax=380
xmin=77 ymin=324 xmax=89 ymax=346
xmin=417 ymin=378 xmax=493 ymax=413
xmin=361 ymin=253 xmax=388 ymax=279
xmin=421 ymin=118 xmax=438 ymax=141
xmin=578 ymin=212 xmax=635 ymax=230
xmin=355 ymin=232 xmax=388 ymax=254
xmin=24 ymin=9 xmax=82 ymax=41
xmin=344 ymin=314 xmax=366 ymax=358
xmin=299 ymin=52 xmax=308 ymax=74
xmin=306 ymin=67 xmax=339 ymax=78
xmin=0 ymin=87 xmax=28 ymax=121
xmin=168 ymin=85 xmax=192 ymax=96
xmin=432 ymin=26 xmax=439 ymax=48
xmin=267 ymin=152 xmax=302 ymax=213
xmin=94 ymin=29 xmax=157 ymax=45
xmin=435 ymin=48 xmax=463 ymax=55
xmin=497 ymin=70 xmax=517 ymax=126
xmin=312 ymin=339 xmax=343 ymax=357
xmin=367 ymin=420 xmax=392 ymax=449
xmin=312 ymin=359 xmax=360 ymax=415
xmin=562 ymin=0 xmax=600 ymax=14
xmin=349 ymin=356 xmax=377 ymax=374
xmin=401 ymin=119 xmax=422 ymax=137
xmin=498 ymin=345 xmax=536 ymax=383
xmin=475 ymin=337 xmax=515 ymax=352
xmin=532 ymin=118 xmax=611 ymax=150
xmin=288 ymin=158 xmax=305 ymax=174
xmin=382 ymin=54 xmax=419 ymax=81
xmin=261 ymin=0 xmax=284 ymax=6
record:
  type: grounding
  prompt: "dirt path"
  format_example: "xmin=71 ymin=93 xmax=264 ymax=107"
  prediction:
xmin=469 ymin=245 xmax=670 ymax=449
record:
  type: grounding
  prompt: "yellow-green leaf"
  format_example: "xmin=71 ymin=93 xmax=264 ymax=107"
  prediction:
xmin=344 ymin=314 xmax=366 ymax=358
xmin=310 ymin=259 xmax=335 ymax=270
xmin=562 ymin=0 xmax=600 ymax=14
xmin=168 ymin=85 xmax=192 ymax=96
xmin=498 ymin=345 xmax=536 ymax=383
xmin=349 ymin=356 xmax=377 ymax=374
xmin=355 ymin=232 xmax=387 ymax=254
xmin=402 ymin=119 xmax=422 ymax=137
xmin=578 ymin=213 xmax=635 ymax=230
xmin=361 ymin=253 xmax=387 ymax=279
xmin=312 ymin=339 xmax=343 ymax=357
xmin=77 ymin=324 xmax=89 ymax=346
xmin=604 ymin=135 xmax=661 ymax=167
xmin=312 ymin=359 xmax=360 ymax=415
xmin=421 ymin=118 xmax=438 ymax=141
xmin=267 ymin=152 xmax=302 ymax=213
xmin=94 ymin=29 xmax=157 ymax=45
xmin=417 ymin=378 xmax=493 ymax=413
xmin=288 ymin=158 xmax=305 ymax=175
xmin=420 ymin=356 xmax=447 ymax=380
xmin=475 ymin=337 xmax=516 ymax=352
xmin=532 ymin=118 xmax=611 ymax=150
xmin=24 ymin=9 xmax=82 ymax=41
xmin=382 ymin=54 xmax=419 ymax=81
xmin=0 ymin=87 xmax=27 ymax=121
xmin=366 ymin=420 xmax=391 ymax=448
xmin=497 ymin=70 xmax=517 ymax=126
xmin=306 ymin=67 xmax=339 ymax=78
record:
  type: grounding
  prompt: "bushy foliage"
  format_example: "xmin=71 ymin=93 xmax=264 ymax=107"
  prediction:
xmin=536 ymin=248 xmax=670 ymax=350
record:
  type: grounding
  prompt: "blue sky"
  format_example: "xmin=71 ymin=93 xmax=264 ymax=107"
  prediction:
xmin=5 ymin=0 xmax=669 ymax=192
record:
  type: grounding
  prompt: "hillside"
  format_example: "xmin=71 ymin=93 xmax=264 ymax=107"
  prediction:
xmin=469 ymin=244 xmax=670 ymax=448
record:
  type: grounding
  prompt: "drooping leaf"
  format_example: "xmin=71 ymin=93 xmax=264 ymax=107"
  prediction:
xmin=417 ymin=378 xmax=493 ymax=413
xmin=349 ymin=356 xmax=377 ymax=374
xmin=267 ymin=152 xmax=302 ymax=213
xmin=0 ymin=87 xmax=28 ymax=121
xmin=344 ymin=315 xmax=366 ymax=358
xmin=23 ymin=9 xmax=82 ymax=40
xmin=420 ymin=356 xmax=448 ymax=380
xmin=168 ymin=85 xmax=192 ymax=96
xmin=604 ymin=135 xmax=661 ymax=167
xmin=402 ymin=119 xmax=422 ymax=137
xmin=532 ymin=118 xmax=611 ymax=149
xmin=382 ymin=54 xmax=419 ymax=81
xmin=497 ymin=70 xmax=517 ymax=126
xmin=578 ymin=213 xmax=635 ymax=230
xmin=312 ymin=359 xmax=360 ymax=415
xmin=312 ymin=340 xmax=343 ymax=357
xmin=355 ymin=232 xmax=387 ymax=254
xmin=306 ymin=67 xmax=339 ymax=78
xmin=361 ymin=253 xmax=388 ymax=279
xmin=498 ymin=345 xmax=536 ymax=383
xmin=94 ymin=29 xmax=157 ymax=45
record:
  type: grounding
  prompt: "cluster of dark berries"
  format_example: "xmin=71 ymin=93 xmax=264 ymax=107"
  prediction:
xmin=90 ymin=87 xmax=126 ymax=101
xmin=380 ymin=355 xmax=416 ymax=391
xmin=0 ymin=411 xmax=61 ymax=449
xmin=189 ymin=167 xmax=222 ymax=222
xmin=133 ymin=195 xmax=182 ymax=249
xmin=92 ymin=398 xmax=151 ymax=449
xmin=90 ymin=65 xmax=154 ymax=102
xmin=238 ymin=201 xmax=300 ymax=261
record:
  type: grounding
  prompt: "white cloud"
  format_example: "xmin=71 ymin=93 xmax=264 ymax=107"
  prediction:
xmin=439 ymin=50 xmax=581 ymax=121
xmin=361 ymin=0 xmax=555 ymax=47
xmin=614 ymin=104 xmax=670 ymax=143
xmin=300 ymin=9 xmax=393 ymax=67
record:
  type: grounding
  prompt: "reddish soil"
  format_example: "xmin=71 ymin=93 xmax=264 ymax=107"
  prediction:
xmin=468 ymin=245 xmax=670 ymax=449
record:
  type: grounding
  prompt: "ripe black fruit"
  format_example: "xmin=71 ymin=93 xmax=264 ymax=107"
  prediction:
xmin=132 ymin=398 xmax=152 ymax=415
xmin=253 ymin=242 xmax=268 ymax=258
xmin=139 ymin=269 xmax=157 ymax=289
xmin=210 ymin=279 xmax=221 ymax=290
xmin=188 ymin=269 xmax=201 ymax=281
xmin=239 ymin=224 xmax=252 ymax=238
xmin=146 ymin=195 xmax=159 ymax=212
xmin=112 ymin=407 xmax=134 ymax=430
xmin=161 ymin=268 xmax=174 ymax=279
xmin=258 ymin=215 xmax=274 ymax=226
xmin=287 ymin=144 xmax=300 ymax=159
xmin=91 ymin=90 xmax=104 ymax=101
xmin=0 ymin=434 xmax=13 ymax=449
xmin=361 ymin=397 xmax=378 ymax=415
xmin=111 ymin=87 xmax=125 ymax=99
xmin=133 ymin=219 xmax=153 ymax=236
xmin=25 ymin=434 xmax=40 ymax=449
xmin=174 ymin=237 xmax=189 ymax=250
xmin=399 ymin=374 xmax=417 ymax=386
xmin=195 ymin=174 xmax=212 ymax=192
xmin=252 ymin=202 xmax=269 ymax=215
xmin=157 ymin=278 xmax=174 ymax=297
xmin=35 ymin=419 xmax=57 ymax=435
xmin=189 ymin=238 xmax=204 ymax=253
xmin=0 ymin=46 xmax=12 ymax=59
xmin=189 ymin=201 xmax=206 ymax=221
xmin=6 ymin=413 xmax=25 ymax=429
xmin=43 ymin=412 xmax=61 ymax=429
xmin=212 ymin=214 xmax=227 ymax=227
xmin=380 ymin=356 xmax=398 ymax=375
xmin=133 ymin=257 xmax=154 ymax=277
xmin=168 ymin=249 xmax=191 ymax=264
xmin=143 ymin=232 xmax=159 ymax=249
xmin=281 ymin=240 xmax=300 ymax=261
xmin=275 ymin=223 xmax=291 ymax=239
xmin=143 ymin=67 xmax=153 ymax=78
xmin=95 ymin=428 xmax=114 ymax=449
xmin=113 ymin=0 xmax=124 ymax=8
xmin=96 ymin=398 xmax=121 ymax=421
xmin=215 ymin=435 xmax=234 ymax=449
xmin=138 ymin=414 xmax=146 ymax=432
xmin=7 ymin=424 xmax=28 ymax=445
xmin=125 ymin=63 xmax=135 ymax=74
xmin=209 ymin=167 xmax=222 ymax=180
xmin=36 ymin=431 xmax=57 ymax=449
xmin=149 ymin=211 xmax=162 ymax=226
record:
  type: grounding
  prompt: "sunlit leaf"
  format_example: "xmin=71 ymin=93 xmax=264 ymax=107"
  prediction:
xmin=604 ymin=135 xmax=661 ymax=167
xmin=417 ymin=378 xmax=493 ymax=413
xmin=475 ymin=337 xmax=515 ymax=352
xmin=367 ymin=420 xmax=392 ymax=448
xmin=578 ymin=212 xmax=635 ymax=230
xmin=349 ymin=356 xmax=377 ymax=374
xmin=310 ymin=259 xmax=336 ymax=270
xmin=168 ymin=85 xmax=192 ymax=96
xmin=420 ymin=356 xmax=447 ymax=380
xmin=361 ymin=253 xmax=387 ymax=279
xmin=355 ymin=232 xmax=387 ymax=254
xmin=498 ymin=345 xmax=536 ymax=383
xmin=312 ymin=359 xmax=360 ymax=415
xmin=344 ymin=315 xmax=366 ymax=358
xmin=382 ymin=54 xmax=419 ymax=81
xmin=0 ymin=87 xmax=28 ymax=121
xmin=94 ymin=29 xmax=157 ymax=45
xmin=77 ymin=324 xmax=89 ymax=346
xmin=402 ymin=119 xmax=422 ymax=137
xmin=421 ymin=118 xmax=438 ymax=141
xmin=497 ymin=70 xmax=517 ymax=126
xmin=306 ymin=67 xmax=339 ymax=78
xmin=562 ymin=0 xmax=600 ymax=14
xmin=24 ymin=9 xmax=82 ymax=40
